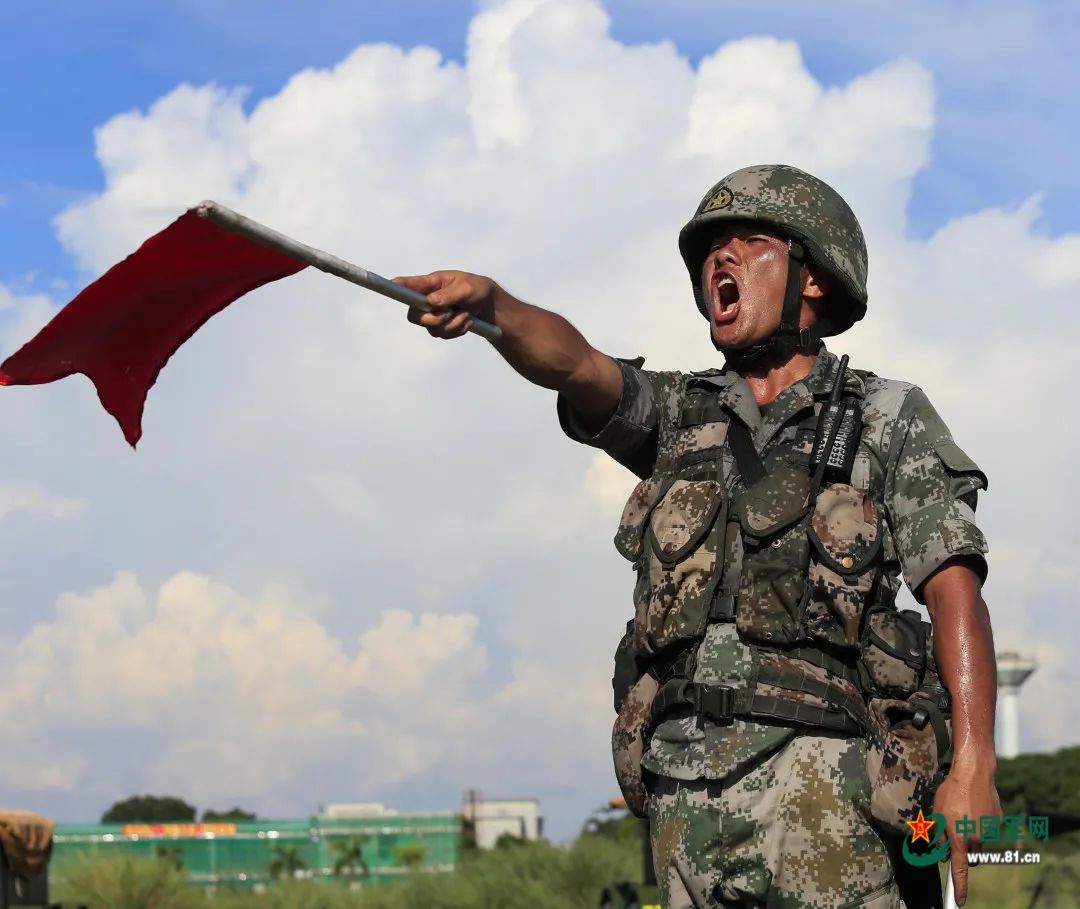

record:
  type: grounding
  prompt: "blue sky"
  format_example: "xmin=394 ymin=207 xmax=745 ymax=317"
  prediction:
xmin=3 ymin=1 xmax=1077 ymax=294
xmin=0 ymin=0 xmax=1077 ymax=838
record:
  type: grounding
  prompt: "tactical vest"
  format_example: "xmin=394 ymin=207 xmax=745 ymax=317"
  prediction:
xmin=610 ymin=361 xmax=952 ymax=837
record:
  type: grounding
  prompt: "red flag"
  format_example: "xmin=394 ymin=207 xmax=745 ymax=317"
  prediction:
xmin=0 ymin=210 xmax=307 ymax=447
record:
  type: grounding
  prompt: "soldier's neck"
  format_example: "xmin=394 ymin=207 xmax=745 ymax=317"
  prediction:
xmin=737 ymin=350 xmax=818 ymax=406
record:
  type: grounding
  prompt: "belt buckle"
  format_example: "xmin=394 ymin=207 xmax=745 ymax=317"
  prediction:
xmin=692 ymin=684 xmax=735 ymax=722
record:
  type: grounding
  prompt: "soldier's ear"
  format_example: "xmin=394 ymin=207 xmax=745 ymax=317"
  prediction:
xmin=802 ymin=264 xmax=829 ymax=300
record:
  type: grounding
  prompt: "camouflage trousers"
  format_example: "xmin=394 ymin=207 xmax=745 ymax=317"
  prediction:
xmin=648 ymin=732 xmax=902 ymax=908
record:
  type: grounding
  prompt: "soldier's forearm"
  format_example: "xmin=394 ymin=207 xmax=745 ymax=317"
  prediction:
xmin=488 ymin=291 xmax=592 ymax=390
xmin=923 ymin=558 xmax=998 ymax=776
xmin=489 ymin=291 xmax=623 ymax=429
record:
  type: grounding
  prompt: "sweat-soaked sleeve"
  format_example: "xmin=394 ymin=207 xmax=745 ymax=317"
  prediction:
xmin=885 ymin=386 xmax=990 ymax=602
xmin=556 ymin=356 xmax=661 ymax=479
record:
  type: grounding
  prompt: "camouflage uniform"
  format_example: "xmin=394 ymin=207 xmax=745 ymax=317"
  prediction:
xmin=647 ymin=736 xmax=896 ymax=908
xmin=558 ymin=348 xmax=988 ymax=908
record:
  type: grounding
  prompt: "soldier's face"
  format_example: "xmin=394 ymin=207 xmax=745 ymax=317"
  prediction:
xmin=701 ymin=223 xmax=791 ymax=350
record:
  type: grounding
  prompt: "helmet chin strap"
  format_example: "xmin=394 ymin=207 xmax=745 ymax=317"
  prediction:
xmin=714 ymin=239 xmax=820 ymax=369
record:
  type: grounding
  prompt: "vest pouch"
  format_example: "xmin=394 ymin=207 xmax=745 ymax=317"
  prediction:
xmin=862 ymin=607 xmax=927 ymax=698
xmin=865 ymin=690 xmax=952 ymax=836
xmin=611 ymin=622 xmax=657 ymax=819
xmin=648 ymin=474 xmax=724 ymax=563
xmin=614 ymin=476 xmax=667 ymax=563
xmin=633 ymin=468 xmax=726 ymax=655
xmin=803 ymin=483 xmax=882 ymax=651
xmin=735 ymin=461 xmax=811 ymax=646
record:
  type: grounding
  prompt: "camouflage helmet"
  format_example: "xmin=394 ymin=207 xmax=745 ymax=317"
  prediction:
xmin=679 ymin=164 xmax=868 ymax=338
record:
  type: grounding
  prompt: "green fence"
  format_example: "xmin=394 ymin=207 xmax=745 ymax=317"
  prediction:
xmin=51 ymin=813 xmax=462 ymax=890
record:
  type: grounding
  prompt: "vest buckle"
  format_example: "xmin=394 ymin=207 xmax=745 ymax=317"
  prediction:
xmin=692 ymin=684 xmax=736 ymax=722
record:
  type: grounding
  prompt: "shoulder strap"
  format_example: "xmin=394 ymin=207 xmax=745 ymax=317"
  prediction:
xmin=726 ymin=419 xmax=764 ymax=486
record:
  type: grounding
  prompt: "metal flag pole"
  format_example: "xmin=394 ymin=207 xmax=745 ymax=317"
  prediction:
xmin=194 ymin=200 xmax=503 ymax=344
xmin=944 ymin=861 xmax=959 ymax=909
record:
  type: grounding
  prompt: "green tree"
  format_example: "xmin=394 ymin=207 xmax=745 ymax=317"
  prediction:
xmin=268 ymin=843 xmax=308 ymax=880
xmin=393 ymin=842 xmax=427 ymax=869
xmin=331 ymin=836 xmax=369 ymax=880
xmin=996 ymin=746 xmax=1080 ymax=815
xmin=996 ymin=746 xmax=1080 ymax=856
xmin=101 ymin=795 xmax=196 ymax=824
xmin=581 ymin=809 xmax=645 ymax=847
xmin=201 ymin=807 xmax=256 ymax=822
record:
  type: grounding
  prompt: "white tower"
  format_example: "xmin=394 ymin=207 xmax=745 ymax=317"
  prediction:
xmin=996 ymin=651 xmax=1036 ymax=759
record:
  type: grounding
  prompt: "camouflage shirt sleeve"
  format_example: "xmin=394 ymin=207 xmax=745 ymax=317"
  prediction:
xmin=556 ymin=357 xmax=660 ymax=479
xmin=885 ymin=386 xmax=989 ymax=603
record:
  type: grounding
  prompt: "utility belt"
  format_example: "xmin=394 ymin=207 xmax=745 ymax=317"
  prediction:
xmin=612 ymin=585 xmax=954 ymax=837
xmin=610 ymin=357 xmax=953 ymax=837
xmin=648 ymin=636 xmax=867 ymax=739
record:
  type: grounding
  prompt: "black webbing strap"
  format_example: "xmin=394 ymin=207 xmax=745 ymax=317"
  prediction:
xmin=776 ymin=239 xmax=808 ymax=340
xmin=679 ymin=396 xmax=727 ymax=428
xmin=650 ymin=675 xmax=866 ymax=736
xmin=747 ymin=693 xmax=860 ymax=735
xmin=910 ymin=695 xmax=953 ymax=770
xmin=928 ymin=705 xmax=953 ymax=770
xmin=758 ymin=642 xmax=860 ymax=684
xmin=757 ymin=662 xmax=848 ymax=705
xmin=709 ymin=593 xmax=737 ymax=622
xmin=648 ymin=642 xmax=697 ymax=686
xmin=651 ymin=679 xmax=747 ymax=726
xmin=727 ymin=419 xmax=764 ymax=487
xmin=756 ymin=662 xmax=871 ymax=734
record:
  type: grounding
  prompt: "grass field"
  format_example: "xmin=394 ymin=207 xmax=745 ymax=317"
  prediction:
xmin=50 ymin=831 xmax=1079 ymax=908
xmin=957 ymin=850 xmax=1080 ymax=909
xmin=50 ymin=835 xmax=640 ymax=909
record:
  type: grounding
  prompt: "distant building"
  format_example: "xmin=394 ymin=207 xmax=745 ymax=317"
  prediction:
xmin=50 ymin=811 xmax=460 ymax=890
xmin=460 ymin=793 xmax=543 ymax=849
xmin=50 ymin=793 xmax=544 ymax=889
xmin=321 ymin=803 xmax=395 ymax=819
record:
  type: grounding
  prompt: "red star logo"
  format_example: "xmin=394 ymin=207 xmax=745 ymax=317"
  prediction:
xmin=906 ymin=809 xmax=936 ymax=844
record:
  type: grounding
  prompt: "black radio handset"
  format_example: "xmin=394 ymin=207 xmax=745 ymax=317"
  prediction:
xmin=810 ymin=355 xmax=862 ymax=496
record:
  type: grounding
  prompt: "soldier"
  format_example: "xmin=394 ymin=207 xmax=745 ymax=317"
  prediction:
xmin=397 ymin=164 xmax=1000 ymax=908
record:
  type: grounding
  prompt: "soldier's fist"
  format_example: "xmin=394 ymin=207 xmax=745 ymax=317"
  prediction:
xmin=394 ymin=271 xmax=499 ymax=340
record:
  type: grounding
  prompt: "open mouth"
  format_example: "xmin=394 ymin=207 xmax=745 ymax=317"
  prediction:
xmin=710 ymin=273 xmax=741 ymax=324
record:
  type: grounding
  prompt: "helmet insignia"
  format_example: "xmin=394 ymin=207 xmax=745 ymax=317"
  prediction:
xmin=703 ymin=187 xmax=733 ymax=212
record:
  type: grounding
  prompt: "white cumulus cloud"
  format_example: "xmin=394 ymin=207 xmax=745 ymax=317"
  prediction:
xmin=0 ymin=571 xmax=490 ymax=810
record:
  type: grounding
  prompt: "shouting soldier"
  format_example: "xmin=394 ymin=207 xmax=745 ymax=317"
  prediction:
xmin=397 ymin=164 xmax=1000 ymax=908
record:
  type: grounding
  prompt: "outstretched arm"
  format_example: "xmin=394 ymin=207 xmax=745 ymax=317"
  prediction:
xmin=923 ymin=557 xmax=1001 ymax=907
xmin=395 ymin=270 xmax=622 ymax=432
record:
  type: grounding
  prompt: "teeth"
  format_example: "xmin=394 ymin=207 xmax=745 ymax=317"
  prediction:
xmin=714 ymin=274 xmax=738 ymax=313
